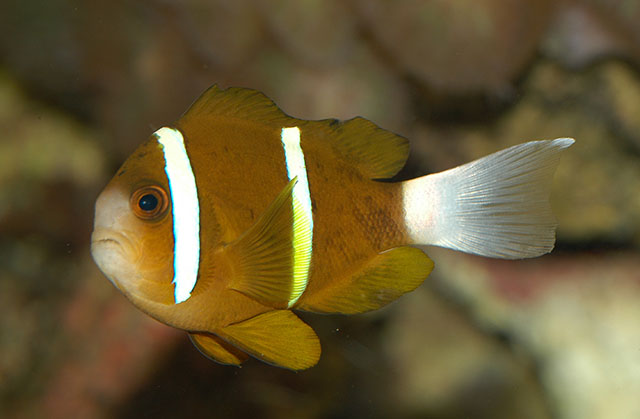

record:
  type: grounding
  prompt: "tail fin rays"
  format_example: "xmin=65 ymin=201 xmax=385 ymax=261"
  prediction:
xmin=402 ymin=138 xmax=574 ymax=259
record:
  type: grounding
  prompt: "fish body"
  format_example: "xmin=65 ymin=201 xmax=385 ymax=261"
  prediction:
xmin=91 ymin=86 xmax=573 ymax=370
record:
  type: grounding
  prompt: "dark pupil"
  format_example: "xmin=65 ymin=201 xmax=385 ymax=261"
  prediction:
xmin=139 ymin=194 xmax=158 ymax=212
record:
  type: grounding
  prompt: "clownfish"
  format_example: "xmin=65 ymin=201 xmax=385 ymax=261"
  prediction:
xmin=90 ymin=85 xmax=573 ymax=370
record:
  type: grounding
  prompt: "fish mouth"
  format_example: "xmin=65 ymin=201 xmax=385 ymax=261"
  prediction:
xmin=91 ymin=229 xmax=123 ymax=252
xmin=91 ymin=236 xmax=119 ymax=246
xmin=90 ymin=229 xmax=135 ymax=254
xmin=90 ymin=228 xmax=140 ymax=276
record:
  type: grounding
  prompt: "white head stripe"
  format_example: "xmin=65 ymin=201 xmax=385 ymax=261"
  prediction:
xmin=281 ymin=127 xmax=313 ymax=307
xmin=154 ymin=127 xmax=200 ymax=304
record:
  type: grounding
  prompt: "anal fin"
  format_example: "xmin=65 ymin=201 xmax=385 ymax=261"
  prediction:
xmin=216 ymin=310 xmax=321 ymax=371
xmin=300 ymin=246 xmax=434 ymax=314
xmin=189 ymin=332 xmax=249 ymax=366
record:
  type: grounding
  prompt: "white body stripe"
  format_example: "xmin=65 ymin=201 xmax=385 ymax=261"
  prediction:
xmin=154 ymin=127 xmax=200 ymax=304
xmin=281 ymin=127 xmax=313 ymax=307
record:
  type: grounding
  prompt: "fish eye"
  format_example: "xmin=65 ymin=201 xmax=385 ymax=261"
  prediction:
xmin=130 ymin=186 xmax=169 ymax=220
xmin=139 ymin=193 xmax=158 ymax=211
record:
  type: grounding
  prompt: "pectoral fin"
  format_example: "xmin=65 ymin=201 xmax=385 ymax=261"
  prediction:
xmin=216 ymin=310 xmax=321 ymax=371
xmin=299 ymin=246 xmax=434 ymax=314
xmin=189 ymin=332 xmax=249 ymax=366
xmin=225 ymin=178 xmax=310 ymax=308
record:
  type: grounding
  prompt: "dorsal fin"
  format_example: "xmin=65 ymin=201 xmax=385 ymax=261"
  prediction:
xmin=319 ymin=117 xmax=410 ymax=179
xmin=178 ymin=85 xmax=294 ymax=130
xmin=178 ymin=85 xmax=409 ymax=180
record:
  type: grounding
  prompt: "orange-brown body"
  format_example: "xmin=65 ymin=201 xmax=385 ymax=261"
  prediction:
xmin=92 ymin=86 xmax=430 ymax=369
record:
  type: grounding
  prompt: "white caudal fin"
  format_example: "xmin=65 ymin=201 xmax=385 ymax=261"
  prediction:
xmin=402 ymin=138 xmax=574 ymax=259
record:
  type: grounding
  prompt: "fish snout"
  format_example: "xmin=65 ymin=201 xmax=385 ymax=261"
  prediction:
xmin=90 ymin=228 xmax=140 ymax=286
xmin=91 ymin=183 xmax=142 ymax=287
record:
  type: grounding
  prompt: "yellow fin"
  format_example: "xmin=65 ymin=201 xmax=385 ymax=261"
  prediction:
xmin=189 ymin=332 xmax=249 ymax=366
xmin=178 ymin=85 xmax=294 ymax=130
xmin=226 ymin=178 xmax=310 ymax=308
xmin=301 ymin=246 xmax=434 ymax=314
xmin=316 ymin=116 xmax=409 ymax=179
xmin=217 ymin=310 xmax=321 ymax=371
xmin=179 ymin=86 xmax=408 ymax=180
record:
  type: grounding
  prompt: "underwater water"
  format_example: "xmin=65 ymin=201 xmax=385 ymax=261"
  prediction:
xmin=1 ymin=1 xmax=639 ymax=418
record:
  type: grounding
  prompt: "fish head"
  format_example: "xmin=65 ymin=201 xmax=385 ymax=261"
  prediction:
xmin=91 ymin=138 xmax=177 ymax=306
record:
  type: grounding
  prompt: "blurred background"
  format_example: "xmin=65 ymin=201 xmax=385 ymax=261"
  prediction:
xmin=1 ymin=0 xmax=639 ymax=418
